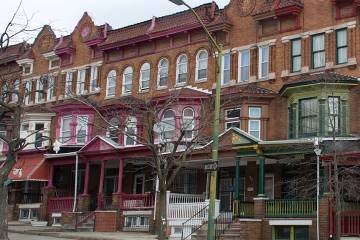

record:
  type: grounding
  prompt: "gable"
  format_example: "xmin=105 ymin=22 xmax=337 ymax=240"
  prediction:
xmin=80 ymin=137 xmax=116 ymax=153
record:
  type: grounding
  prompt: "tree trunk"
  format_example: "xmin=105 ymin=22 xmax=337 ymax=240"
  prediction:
xmin=158 ymin=188 xmax=168 ymax=240
xmin=0 ymin=182 xmax=8 ymax=240
xmin=334 ymin=152 xmax=341 ymax=240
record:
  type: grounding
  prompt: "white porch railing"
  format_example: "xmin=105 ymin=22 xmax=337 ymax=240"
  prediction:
xmin=168 ymin=192 xmax=206 ymax=204
xmin=167 ymin=202 xmax=209 ymax=219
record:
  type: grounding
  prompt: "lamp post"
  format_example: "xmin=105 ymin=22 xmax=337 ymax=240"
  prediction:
xmin=167 ymin=1 xmax=222 ymax=239
xmin=314 ymin=138 xmax=322 ymax=240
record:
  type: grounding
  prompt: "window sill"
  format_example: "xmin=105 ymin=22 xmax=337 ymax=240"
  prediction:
xmin=175 ymin=83 xmax=187 ymax=88
xmin=104 ymin=96 xmax=115 ymax=100
xmin=122 ymin=92 xmax=132 ymax=96
xmin=157 ymin=86 xmax=168 ymax=90
xmin=139 ymin=89 xmax=149 ymax=94
xmin=195 ymin=78 xmax=207 ymax=83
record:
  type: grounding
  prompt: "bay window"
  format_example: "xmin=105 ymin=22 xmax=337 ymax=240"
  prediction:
xmin=182 ymin=108 xmax=195 ymax=140
xmin=12 ymin=80 xmax=20 ymax=102
xmin=125 ymin=117 xmax=137 ymax=146
xmin=221 ymin=53 xmax=230 ymax=85
xmin=47 ymin=76 xmax=55 ymax=101
xmin=259 ymin=46 xmax=269 ymax=79
xmin=291 ymin=39 xmax=301 ymax=73
xmin=140 ymin=63 xmax=150 ymax=91
xmin=89 ymin=65 xmax=98 ymax=92
xmin=248 ymin=107 xmax=261 ymax=139
xmin=336 ymin=28 xmax=348 ymax=65
xmin=76 ymin=116 xmax=88 ymax=144
xmin=76 ymin=69 xmax=86 ymax=95
xmin=35 ymin=79 xmax=44 ymax=103
xmin=176 ymin=54 xmax=188 ymax=85
xmin=60 ymin=116 xmax=72 ymax=143
xmin=196 ymin=50 xmax=208 ymax=81
xmin=312 ymin=34 xmax=325 ymax=69
xmin=122 ymin=66 xmax=133 ymax=94
xmin=25 ymin=81 xmax=32 ymax=105
xmin=160 ymin=109 xmax=175 ymax=142
xmin=34 ymin=123 xmax=44 ymax=148
xmin=106 ymin=70 xmax=116 ymax=97
xmin=239 ymin=50 xmax=250 ymax=82
xmin=65 ymin=72 xmax=73 ymax=97
xmin=108 ymin=117 xmax=120 ymax=142
xmin=157 ymin=58 xmax=168 ymax=88
xmin=328 ymin=96 xmax=340 ymax=133
xmin=299 ymin=98 xmax=318 ymax=137
xmin=225 ymin=108 xmax=241 ymax=130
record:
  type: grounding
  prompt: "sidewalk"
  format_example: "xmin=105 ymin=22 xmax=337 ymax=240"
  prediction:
xmin=8 ymin=222 xmax=158 ymax=240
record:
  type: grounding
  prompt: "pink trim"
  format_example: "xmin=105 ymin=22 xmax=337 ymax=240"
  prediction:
xmin=117 ymin=159 xmax=123 ymax=194
xmin=47 ymin=164 xmax=54 ymax=188
xmin=83 ymin=161 xmax=90 ymax=195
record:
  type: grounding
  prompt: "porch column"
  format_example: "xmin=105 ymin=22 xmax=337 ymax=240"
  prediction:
xmin=257 ymin=154 xmax=266 ymax=197
xmin=47 ymin=164 xmax=54 ymax=188
xmin=117 ymin=159 xmax=123 ymax=194
xmin=83 ymin=161 xmax=90 ymax=195
xmin=97 ymin=160 xmax=106 ymax=209
xmin=234 ymin=158 xmax=241 ymax=200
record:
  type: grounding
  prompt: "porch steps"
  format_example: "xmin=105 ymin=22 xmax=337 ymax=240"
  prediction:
xmin=192 ymin=222 xmax=242 ymax=240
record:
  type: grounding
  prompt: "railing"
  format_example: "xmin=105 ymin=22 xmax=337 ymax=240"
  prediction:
xmin=169 ymin=192 xmax=206 ymax=204
xmin=265 ymin=199 xmax=316 ymax=218
xmin=215 ymin=212 xmax=233 ymax=240
xmin=168 ymin=201 xmax=209 ymax=220
xmin=48 ymin=197 xmax=76 ymax=213
xmin=75 ymin=211 xmax=95 ymax=231
xmin=181 ymin=204 xmax=209 ymax=240
xmin=21 ymin=193 xmax=43 ymax=204
xmin=120 ymin=193 xmax=154 ymax=209
xmin=341 ymin=212 xmax=360 ymax=236
xmin=233 ymin=201 xmax=254 ymax=218
xmin=98 ymin=195 xmax=114 ymax=210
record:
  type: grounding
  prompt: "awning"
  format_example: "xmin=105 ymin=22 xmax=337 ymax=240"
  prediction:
xmin=9 ymin=157 xmax=49 ymax=182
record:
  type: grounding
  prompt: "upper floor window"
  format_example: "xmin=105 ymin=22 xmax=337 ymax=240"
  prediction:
xmin=65 ymin=72 xmax=73 ymax=97
xmin=25 ymin=81 xmax=32 ymax=105
xmin=140 ymin=63 xmax=150 ymax=91
xmin=60 ymin=115 xmax=72 ymax=143
xmin=176 ymin=54 xmax=188 ymax=85
xmin=299 ymin=98 xmax=318 ymax=137
xmin=157 ymin=58 xmax=169 ymax=88
xmin=196 ymin=50 xmax=208 ymax=81
xmin=312 ymin=34 xmax=325 ymax=69
xmin=160 ymin=109 xmax=175 ymax=142
xmin=123 ymin=66 xmax=133 ymax=94
xmin=182 ymin=108 xmax=195 ymax=140
xmin=35 ymin=79 xmax=44 ymax=103
xmin=47 ymin=76 xmax=55 ymax=101
xmin=34 ymin=123 xmax=45 ymax=148
xmin=106 ymin=70 xmax=116 ymax=97
xmin=90 ymin=65 xmax=99 ymax=93
xmin=221 ymin=53 xmax=231 ymax=85
xmin=76 ymin=116 xmax=88 ymax=144
xmin=291 ymin=39 xmax=302 ymax=72
xmin=125 ymin=116 xmax=137 ymax=146
xmin=108 ymin=117 xmax=120 ymax=142
xmin=248 ymin=107 xmax=261 ymax=139
xmin=11 ymin=80 xmax=20 ymax=103
xmin=76 ymin=69 xmax=86 ymax=95
xmin=239 ymin=50 xmax=250 ymax=82
xmin=22 ymin=63 xmax=33 ymax=75
xmin=225 ymin=108 xmax=241 ymax=130
xmin=49 ymin=58 xmax=60 ymax=70
xmin=336 ymin=29 xmax=348 ymax=65
xmin=259 ymin=46 xmax=269 ymax=79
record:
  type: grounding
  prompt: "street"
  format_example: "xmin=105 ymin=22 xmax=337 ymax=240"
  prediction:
xmin=9 ymin=233 xmax=69 ymax=240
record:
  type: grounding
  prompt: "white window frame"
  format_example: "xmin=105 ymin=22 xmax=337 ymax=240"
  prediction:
xmin=49 ymin=58 xmax=60 ymax=70
xmin=60 ymin=115 xmax=72 ymax=143
xmin=22 ymin=63 xmax=33 ymax=76
xmin=265 ymin=174 xmax=274 ymax=200
xmin=35 ymin=79 xmax=44 ymax=103
xmin=159 ymin=109 xmax=176 ymax=143
xmin=76 ymin=115 xmax=88 ymax=144
xmin=133 ymin=174 xmax=145 ymax=194
xmin=106 ymin=70 xmax=117 ymax=97
xmin=124 ymin=116 xmax=137 ymax=146
xmin=157 ymin=58 xmax=169 ymax=89
xmin=221 ymin=53 xmax=231 ymax=85
xmin=176 ymin=54 xmax=188 ymax=86
xmin=182 ymin=107 xmax=195 ymax=141
xmin=65 ymin=72 xmax=73 ymax=97
xmin=24 ymin=81 xmax=32 ymax=105
xmin=139 ymin=63 xmax=150 ymax=91
xmin=225 ymin=108 xmax=241 ymax=130
xmin=47 ymin=76 xmax=55 ymax=102
xmin=89 ymin=65 xmax=98 ymax=93
xmin=122 ymin=66 xmax=133 ymax=95
xmin=195 ymin=50 xmax=208 ymax=82
xmin=258 ymin=46 xmax=269 ymax=80
xmin=11 ymin=79 xmax=20 ymax=103
xmin=238 ymin=49 xmax=250 ymax=82
xmin=248 ymin=107 xmax=261 ymax=139
xmin=76 ymin=69 xmax=86 ymax=95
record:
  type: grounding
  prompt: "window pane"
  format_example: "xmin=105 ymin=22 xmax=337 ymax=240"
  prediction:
xmin=292 ymin=56 xmax=301 ymax=72
xmin=241 ymin=50 xmax=250 ymax=65
xmin=337 ymin=29 xmax=347 ymax=47
xmin=313 ymin=34 xmax=325 ymax=51
xmin=249 ymin=107 xmax=261 ymax=118
xmin=274 ymin=226 xmax=291 ymax=240
xmin=222 ymin=54 xmax=230 ymax=84
xmin=226 ymin=121 xmax=240 ymax=129
xmin=294 ymin=226 xmax=309 ymax=240
xmin=292 ymin=39 xmax=301 ymax=56
xmin=261 ymin=46 xmax=269 ymax=62
xmin=337 ymin=47 xmax=347 ymax=64
xmin=313 ymin=52 xmax=325 ymax=68
xmin=226 ymin=109 xmax=240 ymax=119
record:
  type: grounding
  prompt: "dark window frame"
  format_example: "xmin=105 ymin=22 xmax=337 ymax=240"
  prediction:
xmin=335 ymin=28 xmax=348 ymax=65
xmin=291 ymin=38 xmax=302 ymax=73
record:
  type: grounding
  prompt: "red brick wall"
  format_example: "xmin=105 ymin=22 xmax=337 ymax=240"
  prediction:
xmin=94 ymin=211 xmax=118 ymax=232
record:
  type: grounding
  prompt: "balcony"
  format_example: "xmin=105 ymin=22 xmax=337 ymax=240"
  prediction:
xmin=265 ymin=199 xmax=316 ymax=218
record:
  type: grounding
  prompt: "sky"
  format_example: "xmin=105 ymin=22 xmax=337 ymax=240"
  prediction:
xmin=0 ymin=0 xmax=230 ymax=44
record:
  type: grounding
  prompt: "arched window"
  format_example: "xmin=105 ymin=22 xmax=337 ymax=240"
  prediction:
xmin=122 ymin=66 xmax=133 ymax=94
xmin=140 ymin=63 xmax=150 ymax=91
xmin=12 ymin=80 xmax=20 ymax=102
xmin=106 ymin=70 xmax=117 ymax=97
xmin=124 ymin=116 xmax=137 ymax=146
xmin=176 ymin=54 xmax=188 ymax=85
xmin=161 ymin=109 xmax=175 ymax=142
xmin=108 ymin=117 xmax=119 ymax=142
xmin=196 ymin=50 xmax=208 ymax=81
xmin=157 ymin=58 xmax=169 ymax=88
xmin=182 ymin=107 xmax=195 ymax=140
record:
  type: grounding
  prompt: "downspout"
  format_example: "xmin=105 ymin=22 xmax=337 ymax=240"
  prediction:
xmin=73 ymin=152 xmax=79 ymax=212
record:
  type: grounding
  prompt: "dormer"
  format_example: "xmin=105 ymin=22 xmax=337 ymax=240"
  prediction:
xmin=16 ymin=58 xmax=34 ymax=76
xmin=42 ymin=51 xmax=60 ymax=70
xmin=252 ymin=0 xmax=303 ymax=36
xmin=54 ymin=35 xmax=74 ymax=66
xmin=331 ymin=0 xmax=360 ymax=19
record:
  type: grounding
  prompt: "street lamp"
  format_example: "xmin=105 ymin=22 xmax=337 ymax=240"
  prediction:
xmin=314 ymin=138 xmax=322 ymax=240
xmin=167 ymin=1 xmax=222 ymax=239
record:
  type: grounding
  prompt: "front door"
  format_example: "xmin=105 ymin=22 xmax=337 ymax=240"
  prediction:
xmin=219 ymin=178 xmax=233 ymax=212
xmin=133 ymin=174 xmax=145 ymax=194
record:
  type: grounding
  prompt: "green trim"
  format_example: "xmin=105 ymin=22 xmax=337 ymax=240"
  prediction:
xmin=341 ymin=99 xmax=348 ymax=135
xmin=319 ymin=99 xmax=326 ymax=136
xmin=291 ymin=38 xmax=302 ymax=73
xmin=234 ymin=159 xmax=240 ymax=200
xmin=258 ymin=155 xmax=266 ymax=197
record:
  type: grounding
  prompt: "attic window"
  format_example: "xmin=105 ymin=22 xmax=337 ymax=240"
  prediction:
xmin=23 ymin=64 xmax=32 ymax=75
xmin=49 ymin=58 xmax=60 ymax=69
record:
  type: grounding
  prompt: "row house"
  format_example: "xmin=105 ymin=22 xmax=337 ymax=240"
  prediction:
xmin=0 ymin=0 xmax=359 ymax=239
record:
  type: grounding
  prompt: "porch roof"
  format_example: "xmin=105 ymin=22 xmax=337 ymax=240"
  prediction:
xmin=8 ymin=157 xmax=49 ymax=182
